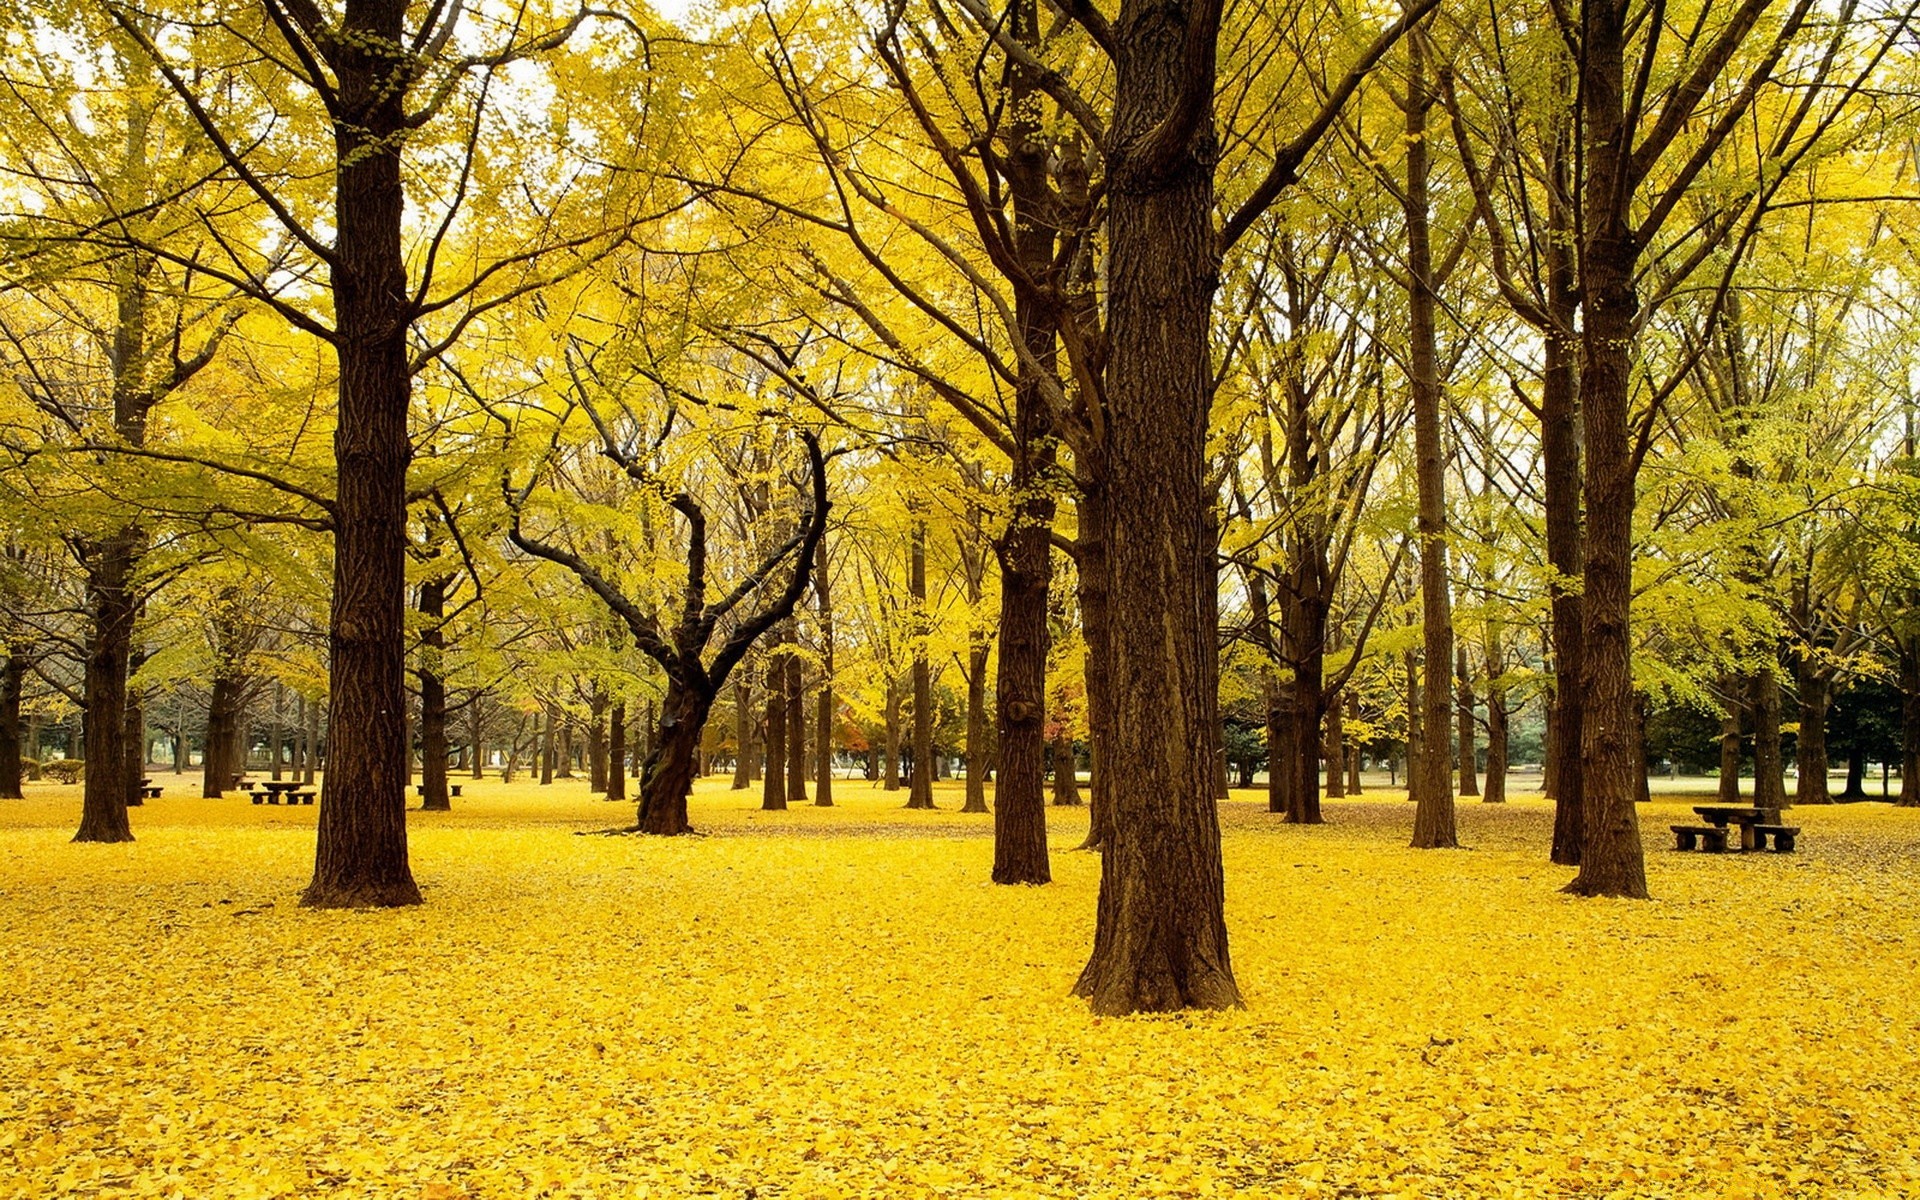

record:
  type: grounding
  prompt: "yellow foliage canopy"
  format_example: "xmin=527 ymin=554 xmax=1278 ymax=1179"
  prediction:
xmin=2 ymin=783 xmax=1917 ymax=1197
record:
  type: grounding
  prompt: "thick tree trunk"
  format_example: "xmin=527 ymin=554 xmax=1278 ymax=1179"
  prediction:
xmin=635 ymin=684 xmax=713 ymax=835
xmin=540 ymin=703 xmax=556 ymax=784
xmin=1483 ymin=664 xmax=1508 ymax=804
xmin=1796 ymin=668 xmax=1831 ymax=804
xmin=1075 ymin=481 xmax=1113 ymax=850
xmin=815 ymin=536 xmax=836 ymax=807
xmin=1900 ymin=645 xmax=1920 ymax=807
xmin=1565 ymin=0 xmax=1648 ymax=897
xmin=608 ymin=702 xmax=627 ymax=802
xmin=1719 ymin=699 xmax=1744 ymax=804
xmin=1750 ymin=669 xmax=1785 ymax=810
xmin=270 ymin=684 xmax=285 ymax=782
xmin=556 ymin=721 xmax=575 ymax=778
xmin=963 ymin=638 xmax=992 ymax=814
xmin=124 ymin=678 xmax=145 ymax=807
xmin=0 ymin=653 xmax=23 ymax=798
xmin=1324 ymin=697 xmax=1346 ymax=799
xmin=304 ymin=0 xmax=420 ymax=907
xmin=762 ymin=641 xmax=787 ymax=810
xmin=1541 ymin=185 xmax=1585 ymax=864
xmin=1456 ymin=643 xmax=1478 ymax=797
xmin=202 ymin=673 xmax=242 ymax=798
xmin=418 ymin=578 xmax=451 ymax=811
xmin=1072 ymin=9 xmax=1240 ymax=1013
xmin=1051 ymin=732 xmax=1082 ymax=805
xmin=1841 ymin=744 xmax=1866 ymax=799
xmin=1405 ymin=36 xmax=1456 ymax=850
xmin=588 ymin=694 xmax=609 ymax=794
xmin=785 ymin=636 xmax=807 ymax=806
xmin=883 ymin=675 xmax=902 ymax=791
xmin=75 ymin=533 xmax=137 ymax=842
xmin=731 ymin=672 xmax=753 ymax=789
xmin=907 ymin=523 xmax=936 ymax=809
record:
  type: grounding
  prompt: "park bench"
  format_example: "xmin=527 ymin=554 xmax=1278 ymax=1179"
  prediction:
xmin=252 ymin=781 xmax=309 ymax=805
xmin=139 ymin=782 xmax=162 ymax=800
xmin=416 ymin=784 xmax=463 ymax=798
xmin=1752 ymin=824 xmax=1800 ymax=852
xmin=1671 ymin=824 xmax=1728 ymax=852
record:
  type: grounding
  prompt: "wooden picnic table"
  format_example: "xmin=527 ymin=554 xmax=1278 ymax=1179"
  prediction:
xmin=1672 ymin=805 xmax=1800 ymax=853
xmin=252 ymin=780 xmax=315 ymax=806
xmin=139 ymin=778 xmax=162 ymax=800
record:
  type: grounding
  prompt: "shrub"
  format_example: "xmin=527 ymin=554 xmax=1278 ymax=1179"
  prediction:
xmin=41 ymin=759 xmax=85 ymax=784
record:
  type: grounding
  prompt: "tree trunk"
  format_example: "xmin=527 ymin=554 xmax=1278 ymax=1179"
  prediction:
xmin=540 ymin=703 xmax=555 ymax=784
xmin=1483 ymin=663 xmax=1508 ymax=804
xmin=1324 ymin=696 xmax=1346 ymax=799
xmin=1796 ymin=667 xmax=1831 ymax=804
xmin=963 ymin=638 xmax=991 ymax=814
xmin=731 ymin=671 xmax=753 ymax=789
xmin=1899 ymin=644 xmax=1920 ymax=807
xmin=0 ymin=653 xmax=25 ymax=799
xmin=418 ymin=578 xmax=451 ymax=811
xmin=883 ymin=675 xmax=902 ymax=791
xmin=305 ymin=0 xmax=421 ymax=907
xmin=635 ymin=683 xmax=713 ymax=835
xmin=587 ymin=693 xmax=609 ymax=794
xmin=607 ymin=702 xmax=627 ymax=802
xmin=1541 ymin=147 xmax=1585 ymax=865
xmin=1072 ymin=9 xmax=1240 ymax=1013
xmin=1051 ymin=732 xmax=1082 ymax=805
xmin=1075 ymin=481 xmax=1113 ymax=850
xmin=785 ymin=632 xmax=807 ymax=806
xmin=270 ymin=683 xmax=285 ymax=782
xmin=1456 ymin=642 xmax=1478 ymax=797
xmin=1404 ymin=34 xmax=1456 ymax=851
xmin=1842 ymin=743 xmax=1866 ymax=799
xmin=305 ymin=698 xmax=321 ymax=784
xmin=1750 ymin=668 xmax=1785 ymax=810
xmin=907 ymin=522 xmax=936 ymax=809
xmin=1565 ymin=0 xmax=1648 ymax=897
xmin=75 ymin=532 xmax=137 ymax=843
xmin=762 ymin=639 xmax=787 ymax=810
xmin=556 ymin=720 xmax=575 ymax=779
xmin=815 ymin=535 xmax=836 ymax=807
xmin=1718 ymin=699 xmax=1744 ymax=804
xmin=202 ymin=673 xmax=242 ymax=798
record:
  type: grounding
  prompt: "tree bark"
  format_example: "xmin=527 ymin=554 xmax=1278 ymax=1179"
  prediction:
xmin=1075 ymin=481 xmax=1113 ymax=850
xmin=762 ymin=637 xmax=787 ymax=810
xmin=1718 ymin=698 xmax=1744 ymax=804
xmin=963 ymin=637 xmax=992 ymax=814
xmin=1050 ymin=731 xmax=1082 ymax=805
xmin=74 ymin=532 xmax=137 ymax=843
xmin=907 ymin=522 xmax=936 ymax=809
xmin=0 ymin=652 xmax=23 ymax=798
xmin=785 ymin=630 xmax=807 ymax=805
xmin=1899 ymin=644 xmax=1920 ymax=807
xmin=1456 ymin=642 xmax=1478 ymax=797
xmin=1324 ymin=699 xmax=1346 ymax=799
xmin=731 ymin=671 xmax=753 ymax=789
xmin=418 ymin=577 xmax=451 ymax=811
xmin=883 ymin=674 xmax=902 ymax=791
xmin=815 ymin=535 xmax=836 ymax=807
xmin=1565 ymin=0 xmax=1648 ymax=897
xmin=607 ymin=701 xmax=627 ymax=801
xmin=1796 ymin=666 xmax=1831 ymax=804
xmin=1483 ymin=646 xmax=1508 ymax=804
xmin=1072 ymin=0 xmax=1240 ymax=1013
xmin=1405 ymin=33 xmax=1457 ymax=851
xmin=540 ymin=702 xmax=556 ymax=785
xmin=587 ymin=691 xmax=609 ymax=794
xmin=635 ymin=684 xmax=712 ymax=835
xmin=304 ymin=0 xmax=421 ymax=907
xmin=1750 ymin=668 xmax=1785 ymax=810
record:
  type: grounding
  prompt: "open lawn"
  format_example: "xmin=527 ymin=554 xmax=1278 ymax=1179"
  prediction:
xmin=3 ymin=778 xmax=1918 ymax=1198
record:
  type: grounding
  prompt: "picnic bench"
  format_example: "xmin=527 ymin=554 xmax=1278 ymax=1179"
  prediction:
xmin=251 ymin=780 xmax=315 ymax=805
xmin=1672 ymin=806 xmax=1800 ymax=853
xmin=139 ymin=778 xmax=163 ymax=800
xmin=416 ymin=784 xmax=463 ymax=798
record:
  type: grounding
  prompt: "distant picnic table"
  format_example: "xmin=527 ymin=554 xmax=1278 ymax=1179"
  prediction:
xmin=1672 ymin=806 xmax=1799 ymax=853
xmin=252 ymin=780 xmax=315 ymax=806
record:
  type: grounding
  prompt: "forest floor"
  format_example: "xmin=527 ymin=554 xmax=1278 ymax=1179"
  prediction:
xmin=3 ymin=777 xmax=1917 ymax=1199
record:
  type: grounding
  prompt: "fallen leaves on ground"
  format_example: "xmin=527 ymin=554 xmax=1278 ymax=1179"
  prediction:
xmin=2 ymin=779 xmax=1917 ymax=1198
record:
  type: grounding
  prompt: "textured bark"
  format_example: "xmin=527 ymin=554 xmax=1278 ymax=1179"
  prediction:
xmin=418 ymin=577 xmax=451 ymax=811
xmin=882 ymin=676 xmax=902 ymax=791
xmin=907 ymin=523 xmax=936 ymax=809
xmin=587 ymin=692 xmax=608 ymax=794
xmin=1564 ymin=0 xmax=1647 ymax=897
xmin=539 ymin=703 xmax=555 ymax=784
xmin=815 ymin=535 xmax=835 ymax=807
xmin=1541 ymin=161 xmax=1585 ymax=864
xmin=305 ymin=697 xmax=321 ymax=783
xmin=1405 ymin=36 xmax=1457 ymax=851
xmin=1483 ymin=653 xmax=1508 ymax=804
xmin=202 ymin=673 xmax=243 ymax=798
xmin=636 ymin=685 xmax=710 ymax=835
xmin=1072 ymin=0 xmax=1240 ymax=1013
xmin=1718 ymin=698 xmax=1744 ymax=804
xmin=731 ymin=672 xmax=753 ymax=789
xmin=607 ymin=702 xmax=627 ymax=802
xmin=1050 ymin=732 xmax=1082 ymax=805
xmin=785 ymin=636 xmax=806 ymax=806
xmin=0 ymin=653 xmax=24 ymax=798
xmin=1324 ymin=699 xmax=1346 ymax=799
xmin=74 ymin=533 xmax=137 ymax=843
xmin=762 ymin=639 xmax=787 ymax=810
xmin=1075 ymin=481 xmax=1113 ymax=849
xmin=1456 ymin=643 xmax=1479 ymax=797
xmin=556 ymin=722 xmax=574 ymax=778
xmin=963 ymin=638 xmax=992 ymax=815
xmin=1750 ymin=669 xmax=1786 ymax=810
xmin=1796 ymin=668 xmax=1831 ymax=804
xmin=302 ymin=0 xmax=421 ymax=907
xmin=1900 ymin=646 xmax=1920 ymax=807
